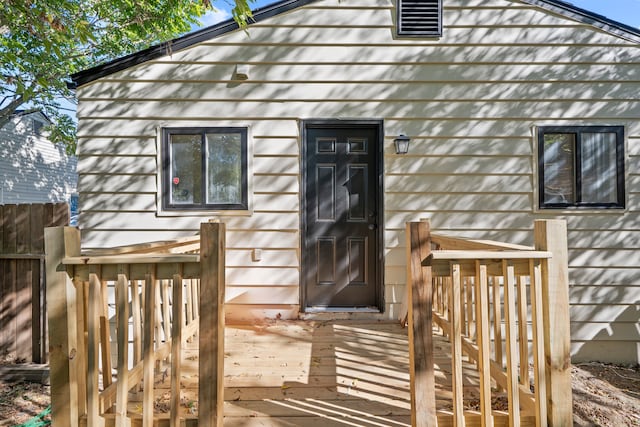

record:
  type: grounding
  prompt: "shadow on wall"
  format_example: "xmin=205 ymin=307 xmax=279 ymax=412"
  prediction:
xmin=0 ymin=125 xmax=77 ymax=205
xmin=572 ymin=302 xmax=640 ymax=365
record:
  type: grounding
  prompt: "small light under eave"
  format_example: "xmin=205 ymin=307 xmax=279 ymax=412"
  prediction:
xmin=394 ymin=134 xmax=410 ymax=154
xmin=234 ymin=64 xmax=249 ymax=80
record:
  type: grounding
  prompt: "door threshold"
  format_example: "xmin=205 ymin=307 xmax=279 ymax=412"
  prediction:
xmin=304 ymin=306 xmax=380 ymax=313
xmin=300 ymin=306 xmax=388 ymax=321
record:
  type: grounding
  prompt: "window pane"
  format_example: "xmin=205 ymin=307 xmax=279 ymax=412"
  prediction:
xmin=206 ymin=133 xmax=242 ymax=204
xmin=581 ymin=133 xmax=618 ymax=204
xmin=543 ymin=133 xmax=575 ymax=204
xmin=170 ymin=134 xmax=202 ymax=205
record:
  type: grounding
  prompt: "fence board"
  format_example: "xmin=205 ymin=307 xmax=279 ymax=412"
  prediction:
xmin=30 ymin=204 xmax=44 ymax=362
xmin=0 ymin=203 xmax=68 ymax=362
xmin=1 ymin=204 xmax=17 ymax=357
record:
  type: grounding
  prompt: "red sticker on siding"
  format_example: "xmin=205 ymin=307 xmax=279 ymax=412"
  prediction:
xmin=173 ymin=177 xmax=180 ymax=185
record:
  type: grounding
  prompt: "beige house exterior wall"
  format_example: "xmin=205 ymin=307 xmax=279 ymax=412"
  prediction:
xmin=74 ymin=0 xmax=640 ymax=362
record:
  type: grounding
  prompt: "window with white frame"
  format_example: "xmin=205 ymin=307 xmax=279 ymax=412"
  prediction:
xmin=162 ymin=127 xmax=248 ymax=210
xmin=538 ymin=126 xmax=625 ymax=209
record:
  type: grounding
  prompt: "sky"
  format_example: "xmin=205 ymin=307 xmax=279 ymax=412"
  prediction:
xmin=569 ymin=0 xmax=640 ymax=28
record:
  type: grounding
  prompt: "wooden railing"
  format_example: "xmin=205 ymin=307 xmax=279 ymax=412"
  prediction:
xmin=44 ymin=222 xmax=226 ymax=427
xmin=406 ymin=219 xmax=572 ymax=427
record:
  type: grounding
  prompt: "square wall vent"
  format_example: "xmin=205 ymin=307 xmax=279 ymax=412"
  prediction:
xmin=397 ymin=0 xmax=443 ymax=37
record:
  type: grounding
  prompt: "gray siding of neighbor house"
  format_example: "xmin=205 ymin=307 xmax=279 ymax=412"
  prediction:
xmin=74 ymin=0 xmax=640 ymax=362
xmin=0 ymin=114 xmax=77 ymax=205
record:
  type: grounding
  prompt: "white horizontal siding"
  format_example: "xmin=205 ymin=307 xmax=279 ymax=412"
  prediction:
xmin=80 ymin=65 xmax=640 ymax=91
xmin=0 ymin=118 xmax=77 ymax=205
xmin=81 ymin=82 xmax=640 ymax=102
xmin=75 ymin=0 xmax=640 ymax=361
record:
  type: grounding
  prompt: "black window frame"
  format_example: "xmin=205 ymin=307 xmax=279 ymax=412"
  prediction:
xmin=162 ymin=127 xmax=248 ymax=211
xmin=537 ymin=125 xmax=625 ymax=210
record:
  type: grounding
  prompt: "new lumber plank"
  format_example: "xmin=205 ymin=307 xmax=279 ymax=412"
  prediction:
xmin=198 ymin=222 xmax=225 ymax=427
xmin=405 ymin=221 xmax=437 ymax=426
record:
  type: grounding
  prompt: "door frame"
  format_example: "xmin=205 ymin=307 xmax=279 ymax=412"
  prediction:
xmin=300 ymin=119 xmax=385 ymax=312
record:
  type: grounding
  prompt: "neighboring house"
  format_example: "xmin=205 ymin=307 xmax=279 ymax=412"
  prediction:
xmin=0 ymin=110 xmax=78 ymax=214
xmin=69 ymin=0 xmax=640 ymax=363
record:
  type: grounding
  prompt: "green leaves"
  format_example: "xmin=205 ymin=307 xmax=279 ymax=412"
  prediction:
xmin=1 ymin=0 xmax=253 ymax=153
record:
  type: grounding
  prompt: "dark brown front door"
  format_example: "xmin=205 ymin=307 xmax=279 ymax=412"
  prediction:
xmin=302 ymin=122 xmax=383 ymax=309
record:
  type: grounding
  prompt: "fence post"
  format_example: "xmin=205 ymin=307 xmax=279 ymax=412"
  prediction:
xmin=199 ymin=222 xmax=226 ymax=427
xmin=406 ymin=221 xmax=436 ymax=427
xmin=534 ymin=220 xmax=572 ymax=426
xmin=44 ymin=226 xmax=81 ymax=427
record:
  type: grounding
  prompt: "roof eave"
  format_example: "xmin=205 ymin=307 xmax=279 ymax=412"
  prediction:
xmin=69 ymin=0 xmax=640 ymax=89
xmin=68 ymin=0 xmax=318 ymax=89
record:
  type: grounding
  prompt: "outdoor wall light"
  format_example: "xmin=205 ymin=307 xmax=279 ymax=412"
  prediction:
xmin=393 ymin=134 xmax=410 ymax=154
xmin=234 ymin=64 xmax=250 ymax=80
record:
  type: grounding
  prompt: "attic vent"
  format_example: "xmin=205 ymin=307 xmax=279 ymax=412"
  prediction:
xmin=397 ymin=0 xmax=442 ymax=37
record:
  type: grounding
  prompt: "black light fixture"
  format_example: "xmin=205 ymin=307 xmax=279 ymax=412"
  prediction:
xmin=393 ymin=134 xmax=410 ymax=154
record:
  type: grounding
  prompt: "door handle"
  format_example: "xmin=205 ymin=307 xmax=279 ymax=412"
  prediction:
xmin=368 ymin=224 xmax=377 ymax=230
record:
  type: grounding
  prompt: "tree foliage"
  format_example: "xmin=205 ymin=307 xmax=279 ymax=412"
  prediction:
xmin=0 ymin=0 xmax=253 ymax=154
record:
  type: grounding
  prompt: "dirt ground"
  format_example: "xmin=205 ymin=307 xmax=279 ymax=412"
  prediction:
xmin=0 ymin=363 xmax=638 ymax=426
xmin=572 ymin=363 xmax=640 ymax=427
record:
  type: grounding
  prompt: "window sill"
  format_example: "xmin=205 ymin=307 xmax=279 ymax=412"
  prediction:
xmin=156 ymin=209 xmax=253 ymax=217
xmin=534 ymin=207 xmax=627 ymax=215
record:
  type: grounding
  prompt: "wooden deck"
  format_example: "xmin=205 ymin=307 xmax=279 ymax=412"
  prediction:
xmin=47 ymin=221 xmax=570 ymax=426
xmin=112 ymin=320 xmax=525 ymax=426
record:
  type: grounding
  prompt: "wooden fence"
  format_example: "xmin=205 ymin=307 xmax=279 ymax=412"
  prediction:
xmin=406 ymin=219 xmax=572 ymax=427
xmin=0 ymin=203 xmax=69 ymax=363
xmin=44 ymin=222 xmax=225 ymax=427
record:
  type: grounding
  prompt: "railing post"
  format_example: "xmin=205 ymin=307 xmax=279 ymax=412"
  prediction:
xmin=406 ymin=221 xmax=436 ymax=427
xmin=199 ymin=222 xmax=226 ymax=427
xmin=44 ymin=226 xmax=80 ymax=427
xmin=534 ymin=220 xmax=572 ymax=426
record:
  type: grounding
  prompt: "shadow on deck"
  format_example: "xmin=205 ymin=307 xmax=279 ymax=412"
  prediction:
xmin=124 ymin=320 xmax=517 ymax=426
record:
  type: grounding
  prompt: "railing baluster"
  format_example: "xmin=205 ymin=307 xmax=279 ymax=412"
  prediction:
xmin=132 ymin=279 xmax=142 ymax=365
xmin=155 ymin=280 xmax=164 ymax=348
xmin=186 ymin=280 xmax=194 ymax=341
xmin=115 ymin=266 xmax=130 ymax=427
xmin=162 ymin=279 xmax=172 ymax=348
xmin=517 ymin=275 xmax=529 ymax=388
xmin=451 ymin=262 xmax=465 ymax=427
xmin=193 ymin=278 xmax=200 ymax=322
xmin=75 ymin=276 xmax=88 ymax=419
xmin=87 ymin=270 xmax=105 ymax=426
xmin=170 ymin=267 xmax=184 ymax=427
xmin=475 ymin=261 xmax=493 ymax=427
xmin=467 ymin=277 xmax=475 ymax=341
xmin=530 ymin=259 xmax=548 ymax=427
xmin=502 ymin=261 xmax=521 ymax=427
xmin=100 ymin=279 xmax=112 ymax=390
xmin=143 ymin=267 xmax=157 ymax=427
xmin=460 ymin=276 xmax=467 ymax=336
xmin=492 ymin=276 xmax=503 ymax=373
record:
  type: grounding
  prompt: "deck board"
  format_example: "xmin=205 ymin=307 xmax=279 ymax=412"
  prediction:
xmin=110 ymin=320 xmax=527 ymax=426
